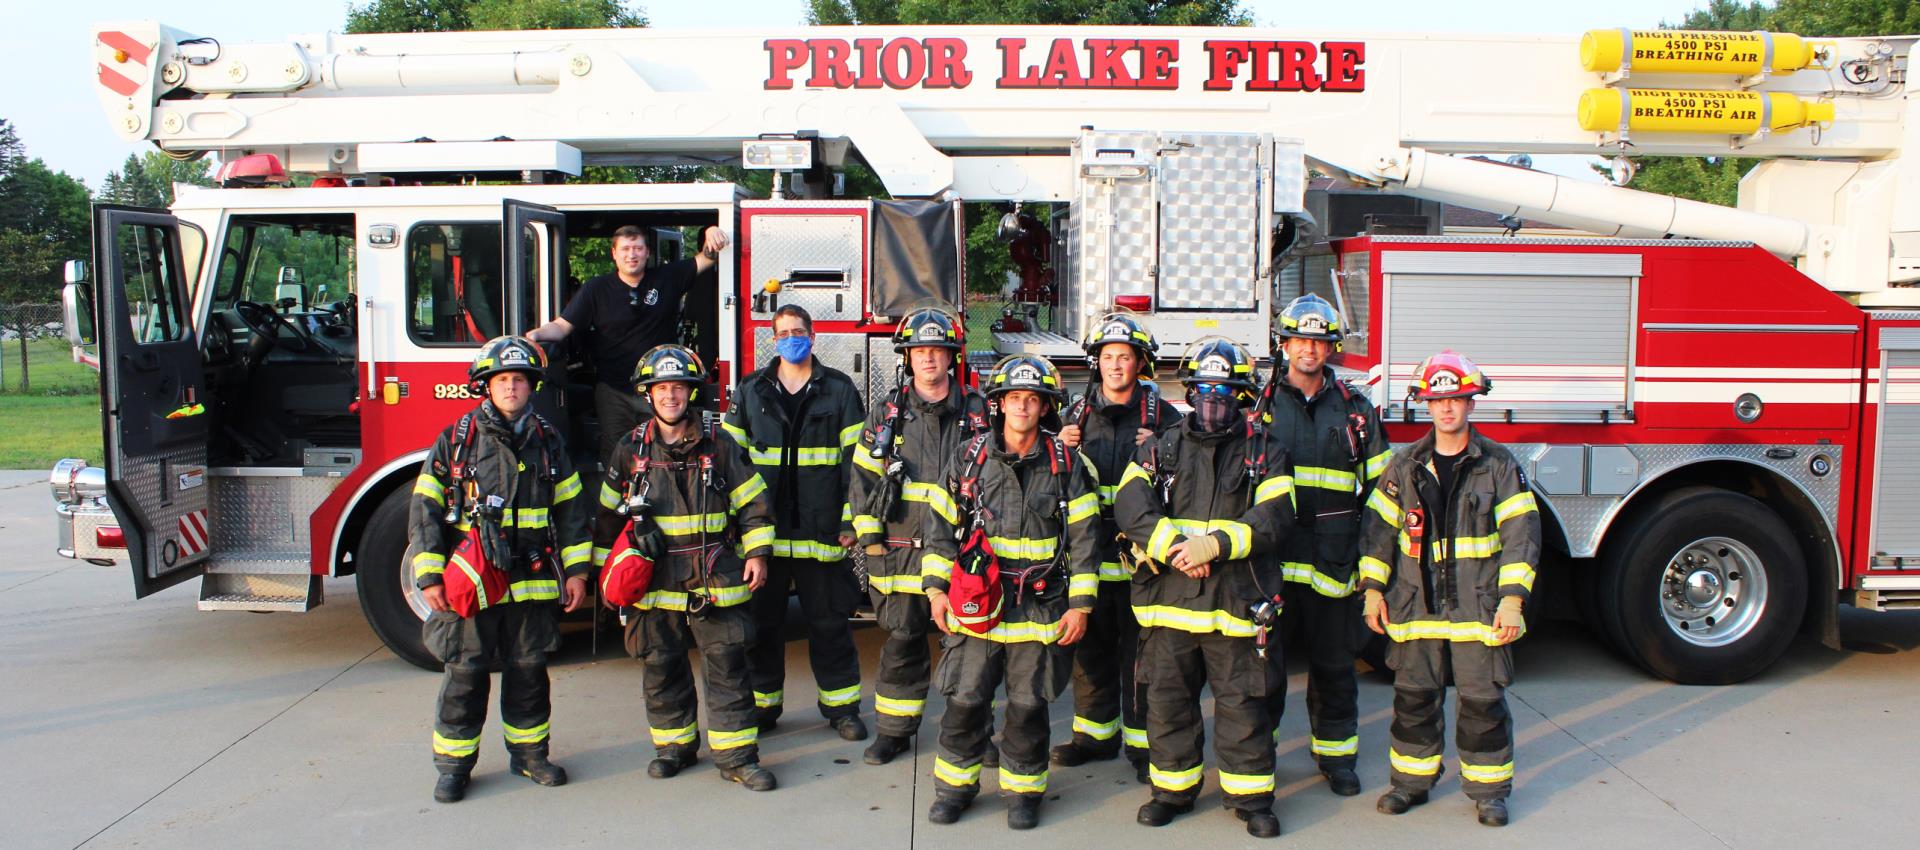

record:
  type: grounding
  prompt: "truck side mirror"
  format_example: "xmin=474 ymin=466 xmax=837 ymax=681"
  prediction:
xmin=64 ymin=259 xmax=89 ymax=285
xmin=62 ymin=282 xmax=96 ymax=348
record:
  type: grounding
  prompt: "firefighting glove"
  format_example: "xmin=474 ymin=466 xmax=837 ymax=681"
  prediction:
xmin=632 ymin=516 xmax=667 ymax=561
xmin=1362 ymin=588 xmax=1385 ymax=620
xmin=1179 ymin=533 xmax=1221 ymax=569
xmin=1494 ymin=595 xmax=1526 ymax=639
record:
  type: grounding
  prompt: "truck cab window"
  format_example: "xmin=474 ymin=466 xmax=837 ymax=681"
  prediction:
xmin=408 ymin=223 xmax=504 ymax=345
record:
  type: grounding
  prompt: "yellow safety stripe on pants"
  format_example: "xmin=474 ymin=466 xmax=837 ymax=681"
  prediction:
xmin=598 ymin=481 xmax=622 ymax=511
xmin=1122 ymin=726 xmax=1148 ymax=749
xmin=1494 ymin=491 xmax=1538 ymax=525
xmin=1390 ymin=748 xmax=1442 ymax=776
xmin=1364 ymin=449 xmax=1394 ymax=482
xmin=1219 ymin=769 xmax=1276 ymax=796
xmin=852 ymin=449 xmax=885 ymax=475
xmin=771 ymin=538 xmax=847 ymax=561
xmin=819 ymin=684 xmax=862 ymax=707
xmin=503 ymin=721 xmax=550 ymax=744
xmin=656 ymin=512 xmax=729 ymax=535
xmin=412 ymin=551 xmax=447 ymax=581
xmin=1293 ymin=465 xmax=1358 ymax=494
xmin=1312 ymin=736 xmax=1359 ymax=758
xmin=509 ymin=579 xmax=560 ymax=602
xmin=651 ymin=724 xmax=698 ymax=747
xmin=560 ymin=541 xmax=592 ymax=569
xmin=840 ymin=422 xmax=863 ymax=448
xmin=989 ymin=536 xmax=1057 ymax=561
xmin=1384 ymin=618 xmax=1521 ymax=645
xmin=874 ymin=695 xmax=924 ymax=718
xmin=740 ymin=525 xmax=777 ymax=553
xmin=552 ymin=472 xmax=583 ymax=504
xmin=1367 ymin=488 xmax=1403 ymax=528
xmin=903 ymin=481 xmax=959 ymax=526
xmin=1499 ymin=562 xmax=1537 ymax=592
xmin=868 ymin=572 xmax=924 ymax=595
xmin=631 ymin=585 xmax=754 ymax=611
xmin=1118 ymin=462 xmax=1153 ymax=493
xmin=1068 ymin=573 xmax=1099 ymax=598
xmin=921 ymin=553 xmax=955 ymax=583
xmin=1073 ymin=715 xmax=1120 ymax=741
xmin=754 ymin=690 xmax=783 ymax=709
xmin=729 ymin=474 xmax=768 ymax=511
xmin=433 ymin=731 xmax=479 ymax=758
xmin=591 ymin=546 xmax=611 ymax=569
xmin=414 ymin=474 xmax=446 ymax=506
xmin=1358 ymin=555 xmax=1392 ymax=587
xmin=1163 ymin=518 xmax=1253 ymax=560
xmin=941 ymin=613 xmax=1065 ymax=644
xmin=1098 ymin=560 xmax=1129 ymax=581
xmin=934 ymin=756 xmax=980 ymax=787
xmin=1253 ymin=473 xmax=1296 ymax=507
xmin=1132 ymin=604 xmax=1259 ymax=637
xmin=999 ymin=766 xmax=1048 ymax=794
xmin=1065 ymin=492 xmax=1101 ymax=524
xmin=708 ymin=727 xmax=759 ymax=751
xmin=853 ymin=514 xmax=885 ymax=537
xmin=1149 ymin=763 xmax=1203 ymax=792
xmin=1281 ymin=562 xmax=1357 ymax=598
xmin=1460 ymin=760 xmax=1516 ymax=784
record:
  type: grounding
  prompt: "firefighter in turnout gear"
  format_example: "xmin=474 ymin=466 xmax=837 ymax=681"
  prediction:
xmin=594 ymin=345 xmax=781 ymax=791
xmin=1055 ymin=313 xmax=1182 ymax=780
xmin=1359 ymin=351 xmax=1540 ymax=828
xmin=407 ymin=336 xmax=594 ymax=804
xmin=1115 ymin=338 xmax=1297 ymax=839
xmin=724 ymin=305 xmax=870 ymax=742
xmin=1258 ymin=294 xmax=1392 ymax=797
xmin=848 ymin=305 xmax=991 ymax=765
xmin=919 ymin=354 xmax=1102 ymax=830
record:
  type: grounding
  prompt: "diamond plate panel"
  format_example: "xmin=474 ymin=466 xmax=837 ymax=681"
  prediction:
xmin=207 ymin=474 xmax=341 ymax=573
xmin=748 ymin=328 xmax=873 ymax=387
xmin=746 ymin=214 xmax=864 ymax=322
xmin=1075 ymin=131 xmax=1158 ymax=308
xmin=1157 ymin=132 xmax=1261 ymax=310
xmin=116 ymin=445 xmax=211 ymax=580
xmin=866 ymin=336 xmax=905 ymax=404
xmin=1058 ymin=211 xmax=1082 ymax=341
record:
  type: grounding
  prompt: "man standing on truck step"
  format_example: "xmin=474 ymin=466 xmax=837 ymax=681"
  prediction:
xmin=847 ymin=304 xmax=992 ymax=766
xmin=527 ymin=224 xmax=729 ymax=468
xmin=595 ymin=344 xmax=781 ymax=791
xmin=1115 ymin=338 xmax=1296 ymax=839
xmin=1257 ymin=294 xmax=1392 ymax=797
xmin=725 ymin=305 xmax=870 ymax=743
xmin=1359 ymin=350 xmax=1540 ymax=828
xmin=1053 ymin=313 xmax=1182 ymax=783
xmin=406 ymin=336 xmax=594 ymax=804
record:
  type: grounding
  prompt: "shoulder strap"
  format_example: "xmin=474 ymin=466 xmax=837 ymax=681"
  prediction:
xmin=963 ymin=392 xmax=991 ymax=434
xmin=1140 ymin=383 xmax=1161 ymax=430
xmin=1063 ymin=395 xmax=1088 ymax=426
xmin=955 ymin=432 xmax=994 ymax=520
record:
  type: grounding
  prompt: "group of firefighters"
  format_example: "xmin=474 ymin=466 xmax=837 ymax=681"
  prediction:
xmin=404 ymin=249 xmax=1541 ymax=837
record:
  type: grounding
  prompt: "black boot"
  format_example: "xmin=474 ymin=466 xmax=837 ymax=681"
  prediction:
xmin=863 ymin=734 xmax=912 ymax=765
xmin=1007 ymin=795 xmax=1043 ymax=830
xmin=1050 ymin=740 xmax=1119 ymax=767
xmin=1136 ymin=799 xmax=1194 ymax=827
xmin=756 ymin=707 xmax=781 ymax=733
xmin=981 ymin=740 xmax=1000 ymax=769
xmin=1322 ymin=763 xmax=1361 ymax=797
xmin=831 ymin=715 xmax=869 ymax=742
xmin=1476 ymin=798 xmax=1510 ymax=827
xmin=1376 ymin=787 xmax=1429 ymax=815
xmin=508 ymin=746 xmax=569 ymax=787
xmin=433 ymin=773 xmax=470 ymax=804
xmin=1234 ymin=808 xmax=1282 ymax=838
xmin=647 ymin=747 xmax=698 ymax=779
xmin=1128 ymin=753 xmax=1149 ymax=785
xmin=927 ymin=794 xmax=971 ymax=825
xmin=720 ymin=761 xmax=779 ymax=792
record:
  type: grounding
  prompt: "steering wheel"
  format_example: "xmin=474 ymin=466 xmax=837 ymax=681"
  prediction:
xmin=234 ymin=300 xmax=315 ymax=353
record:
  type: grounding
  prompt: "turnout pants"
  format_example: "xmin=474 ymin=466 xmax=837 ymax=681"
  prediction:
xmin=1065 ymin=580 xmax=1145 ymax=761
xmin=1279 ymin=583 xmax=1362 ymax=769
xmin=932 ymin=632 xmax=1070 ymax=800
xmin=627 ymin=604 xmax=761 ymax=769
xmin=1385 ymin=638 xmax=1515 ymax=801
xmin=870 ymin=548 xmax=933 ymax=738
xmin=1141 ymin=626 xmax=1285 ymax=812
xmin=425 ymin=602 xmax=561 ymax=776
xmin=747 ymin=555 xmax=864 ymax=721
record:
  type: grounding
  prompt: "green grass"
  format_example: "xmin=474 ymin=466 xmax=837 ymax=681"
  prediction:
xmin=0 ymin=338 xmax=99 ymax=396
xmin=0 ymin=394 xmax=102 ymax=469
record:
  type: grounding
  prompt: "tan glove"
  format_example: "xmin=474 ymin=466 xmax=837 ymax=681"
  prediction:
xmin=865 ymin=543 xmax=888 ymax=557
xmin=1177 ymin=533 xmax=1221 ymax=570
xmin=1362 ymin=588 xmax=1387 ymax=635
xmin=1493 ymin=595 xmax=1526 ymax=643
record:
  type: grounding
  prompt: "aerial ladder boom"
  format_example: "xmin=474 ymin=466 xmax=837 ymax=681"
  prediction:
xmin=91 ymin=22 xmax=1920 ymax=301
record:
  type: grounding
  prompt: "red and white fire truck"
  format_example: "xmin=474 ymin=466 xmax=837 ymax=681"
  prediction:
xmin=53 ymin=22 xmax=1920 ymax=682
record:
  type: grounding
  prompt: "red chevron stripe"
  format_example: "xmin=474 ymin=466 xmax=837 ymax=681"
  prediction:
xmin=98 ymin=31 xmax=152 ymax=65
xmin=99 ymin=64 xmax=140 ymax=97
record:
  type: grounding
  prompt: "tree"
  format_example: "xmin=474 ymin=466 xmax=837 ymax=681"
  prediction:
xmin=100 ymin=152 xmax=214 ymax=209
xmin=346 ymin=0 xmax=644 ymax=33
xmin=0 ymin=229 xmax=61 ymax=391
xmin=0 ymin=159 xmax=90 ymax=269
xmin=0 ymin=119 xmax=22 ymax=183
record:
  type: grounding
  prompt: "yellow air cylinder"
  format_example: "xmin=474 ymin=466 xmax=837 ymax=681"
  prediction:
xmin=1577 ymin=88 xmax=1834 ymax=135
xmin=1581 ymin=29 xmax=1822 ymax=76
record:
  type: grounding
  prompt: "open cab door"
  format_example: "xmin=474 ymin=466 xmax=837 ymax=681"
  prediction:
xmin=93 ymin=205 xmax=212 ymax=598
xmin=502 ymin=199 xmax=571 ymax=429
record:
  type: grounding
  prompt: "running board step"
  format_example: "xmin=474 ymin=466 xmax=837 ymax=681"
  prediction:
xmin=1854 ymin=588 xmax=1920 ymax=612
xmin=198 ymin=573 xmax=323 ymax=612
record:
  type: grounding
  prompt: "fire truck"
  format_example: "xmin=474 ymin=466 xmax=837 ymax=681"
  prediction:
xmin=52 ymin=21 xmax=1920 ymax=683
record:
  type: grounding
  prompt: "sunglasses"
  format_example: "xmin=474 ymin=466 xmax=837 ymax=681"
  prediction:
xmin=1191 ymin=382 xmax=1236 ymax=397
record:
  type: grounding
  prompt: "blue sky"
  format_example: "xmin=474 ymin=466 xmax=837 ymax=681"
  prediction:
xmin=4 ymin=0 xmax=1702 ymax=189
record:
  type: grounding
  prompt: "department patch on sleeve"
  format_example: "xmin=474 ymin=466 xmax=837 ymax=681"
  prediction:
xmin=1382 ymin=479 xmax=1399 ymax=498
xmin=1516 ymin=467 xmax=1529 ymax=490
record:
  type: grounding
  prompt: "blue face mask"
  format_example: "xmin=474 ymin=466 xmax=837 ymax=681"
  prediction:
xmin=776 ymin=334 xmax=813 ymax=364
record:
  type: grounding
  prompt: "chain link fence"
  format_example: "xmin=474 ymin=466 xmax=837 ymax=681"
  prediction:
xmin=0 ymin=303 xmax=93 ymax=395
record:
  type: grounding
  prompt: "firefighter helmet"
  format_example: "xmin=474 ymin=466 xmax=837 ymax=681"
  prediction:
xmin=986 ymin=354 xmax=1066 ymax=402
xmin=1410 ymin=350 xmax=1492 ymax=401
xmin=468 ymin=336 xmax=547 ymax=395
xmin=1276 ymin=293 xmax=1343 ymax=345
xmin=1178 ymin=337 xmax=1258 ymax=391
xmin=1082 ymin=312 xmax=1159 ymax=378
xmin=632 ymin=344 xmax=708 ymax=399
xmin=892 ymin=305 xmax=965 ymax=353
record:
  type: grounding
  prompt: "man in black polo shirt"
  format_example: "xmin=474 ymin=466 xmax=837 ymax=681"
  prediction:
xmin=528 ymin=224 xmax=727 ymax=466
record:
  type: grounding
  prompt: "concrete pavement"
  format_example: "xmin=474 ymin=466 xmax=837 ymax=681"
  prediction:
xmin=3 ymin=469 xmax=1916 ymax=849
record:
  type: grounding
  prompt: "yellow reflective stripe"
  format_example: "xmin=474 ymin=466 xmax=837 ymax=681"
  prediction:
xmin=754 ymin=690 xmax=783 ymax=709
xmin=730 ymin=474 xmax=768 ymax=511
xmin=1118 ymin=462 xmax=1153 ymax=493
xmin=655 ymin=513 xmax=730 ymax=535
xmin=1097 ymin=560 xmax=1130 ymax=581
xmin=853 ymin=514 xmax=884 ymax=537
xmin=631 ymin=585 xmax=754 ymax=611
xmin=509 ymin=579 xmax=560 ymax=602
xmin=1384 ymin=618 xmax=1520 ymax=645
xmin=1495 ymin=491 xmax=1538 ymax=524
xmin=940 ymin=614 xmax=1066 ymax=644
xmin=839 ymin=422 xmax=863 ymax=448
xmin=1068 ymin=573 xmax=1099 ymax=598
xmin=999 ymin=766 xmax=1048 ymax=794
xmin=1166 ymin=518 xmax=1251 ymax=560
xmin=591 ymin=546 xmax=611 ymax=568
xmin=1460 ymin=760 xmax=1515 ymax=784
xmin=1366 ymin=488 xmax=1402 ymax=528
xmin=1254 ymin=473 xmax=1296 ymax=506
xmin=708 ymin=727 xmax=759 ymax=751
xmin=1150 ymin=763 xmax=1203 ymax=792
xmin=1390 ymin=748 xmax=1442 ymax=776
xmin=868 ymin=572 xmax=924 ymax=595
xmin=921 ymin=553 xmax=955 ymax=583
xmin=449 ymin=552 xmax=494 ymax=612
xmin=433 ymin=731 xmax=479 ymax=757
xmin=508 ymin=507 xmax=549 ymax=529
xmin=598 ymin=482 xmax=622 ymax=511
xmin=1065 ymin=492 xmax=1100 ymax=524
xmin=1453 ymin=533 xmax=1502 ymax=559
xmin=770 ymin=538 xmax=846 ymax=561
xmin=560 ymin=541 xmax=591 ymax=568
xmin=744 ymin=445 xmax=781 ymax=466
xmin=1073 ymin=715 xmax=1120 ymax=741
xmin=852 ymin=450 xmax=885 ymax=475
xmin=819 ymin=684 xmax=862 ymax=707
xmin=1293 ymin=465 xmax=1358 ymax=493
xmin=1146 ymin=518 xmax=1179 ymax=562
xmin=1312 ymin=736 xmax=1359 ymax=757
xmin=1218 ymin=769 xmax=1276 ymax=796
xmin=413 ymin=474 xmax=446 ymax=506
xmin=1122 ymin=726 xmax=1148 ymax=749
xmin=935 ymin=756 xmax=980 ymax=787
xmin=840 ymin=502 xmax=853 ymax=522
xmin=903 ymin=481 xmax=959 ymax=526
xmin=987 ymin=536 xmax=1057 ymax=561
xmin=1096 ymin=483 xmax=1119 ymax=506
xmin=740 ymin=525 xmax=776 ymax=553
xmin=1358 ymin=555 xmax=1391 ymax=586
xmin=1499 ymin=562 xmax=1537 ymax=592
xmin=503 ymin=721 xmax=550 ymax=744
xmin=794 ymin=447 xmax=843 ymax=466
xmin=552 ymin=472 xmax=583 ymax=504
xmin=651 ymin=724 xmax=698 ymax=747
xmin=1132 ymin=604 xmax=1258 ymax=637
xmin=720 ymin=420 xmax=750 ymax=443
xmin=875 ymin=695 xmax=924 ymax=718
xmin=412 ymin=551 xmax=447 ymax=579
xmin=1280 ymin=562 xmax=1356 ymax=597
xmin=1364 ymin=449 xmax=1394 ymax=482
